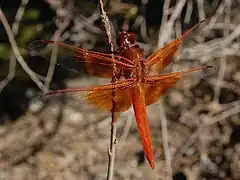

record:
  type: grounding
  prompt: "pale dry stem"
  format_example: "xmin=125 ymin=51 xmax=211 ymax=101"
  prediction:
xmin=97 ymin=1 xmax=117 ymax=180
xmin=0 ymin=8 xmax=47 ymax=92
xmin=0 ymin=0 xmax=29 ymax=92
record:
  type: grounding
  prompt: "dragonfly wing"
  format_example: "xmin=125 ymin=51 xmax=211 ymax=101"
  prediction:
xmin=29 ymin=40 xmax=134 ymax=78
xmin=144 ymin=21 xmax=205 ymax=73
xmin=43 ymin=79 xmax=134 ymax=112
xmin=87 ymin=88 xmax=132 ymax=112
xmin=145 ymin=40 xmax=180 ymax=73
xmin=144 ymin=75 xmax=181 ymax=106
xmin=144 ymin=65 xmax=210 ymax=105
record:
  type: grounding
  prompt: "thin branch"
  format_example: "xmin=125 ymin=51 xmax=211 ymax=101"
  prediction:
xmin=172 ymin=128 xmax=201 ymax=169
xmin=0 ymin=8 xmax=47 ymax=92
xmin=98 ymin=0 xmax=114 ymax=52
xmin=197 ymin=0 xmax=206 ymax=21
xmin=107 ymin=117 xmax=117 ymax=180
xmin=213 ymin=0 xmax=231 ymax=103
xmin=44 ymin=12 xmax=72 ymax=91
xmin=184 ymin=0 xmax=193 ymax=23
xmin=157 ymin=0 xmax=171 ymax=47
xmin=0 ymin=0 xmax=29 ymax=92
xmin=12 ymin=0 xmax=29 ymax=35
xmin=0 ymin=53 xmax=16 ymax=93
xmin=159 ymin=99 xmax=172 ymax=180
xmin=204 ymin=103 xmax=240 ymax=126
xmin=119 ymin=110 xmax=134 ymax=148
xmin=157 ymin=0 xmax=187 ymax=47
xmin=97 ymin=1 xmax=117 ymax=180
xmin=157 ymin=1 xmax=189 ymax=179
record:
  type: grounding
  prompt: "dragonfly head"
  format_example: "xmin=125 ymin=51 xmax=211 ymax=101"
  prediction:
xmin=117 ymin=31 xmax=136 ymax=48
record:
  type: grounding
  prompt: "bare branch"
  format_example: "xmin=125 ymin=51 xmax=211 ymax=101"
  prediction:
xmin=213 ymin=0 xmax=232 ymax=103
xmin=98 ymin=1 xmax=117 ymax=179
xmin=44 ymin=7 xmax=72 ymax=91
xmin=159 ymin=100 xmax=172 ymax=180
xmin=0 ymin=8 xmax=47 ymax=92
xmin=0 ymin=8 xmax=46 ymax=92
xmin=0 ymin=0 xmax=29 ymax=92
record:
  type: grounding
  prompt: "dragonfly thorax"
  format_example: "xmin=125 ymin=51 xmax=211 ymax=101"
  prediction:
xmin=130 ymin=59 xmax=147 ymax=83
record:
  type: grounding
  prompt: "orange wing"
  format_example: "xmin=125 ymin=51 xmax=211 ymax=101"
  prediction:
xmin=144 ymin=75 xmax=181 ymax=106
xmin=29 ymin=40 xmax=134 ymax=78
xmin=44 ymin=79 xmax=135 ymax=112
xmin=144 ymin=66 xmax=211 ymax=105
xmin=144 ymin=20 xmax=205 ymax=73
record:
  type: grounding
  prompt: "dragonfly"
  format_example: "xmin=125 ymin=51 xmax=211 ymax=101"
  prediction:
xmin=29 ymin=20 xmax=211 ymax=169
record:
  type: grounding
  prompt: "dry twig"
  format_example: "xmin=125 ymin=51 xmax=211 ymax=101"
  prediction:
xmin=44 ymin=6 xmax=72 ymax=91
xmin=97 ymin=1 xmax=117 ymax=180
xmin=159 ymin=99 xmax=172 ymax=179
xmin=213 ymin=0 xmax=232 ymax=103
xmin=0 ymin=8 xmax=47 ymax=92
xmin=155 ymin=0 xmax=189 ymax=179
xmin=0 ymin=0 xmax=29 ymax=92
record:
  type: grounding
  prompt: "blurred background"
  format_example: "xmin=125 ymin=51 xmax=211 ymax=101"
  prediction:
xmin=0 ymin=0 xmax=239 ymax=179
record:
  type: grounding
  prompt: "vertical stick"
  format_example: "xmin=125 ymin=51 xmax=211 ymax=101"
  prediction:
xmin=97 ymin=1 xmax=117 ymax=180
xmin=159 ymin=100 xmax=172 ymax=179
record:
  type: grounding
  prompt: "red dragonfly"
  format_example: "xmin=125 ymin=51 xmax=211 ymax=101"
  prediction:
xmin=30 ymin=20 xmax=210 ymax=169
